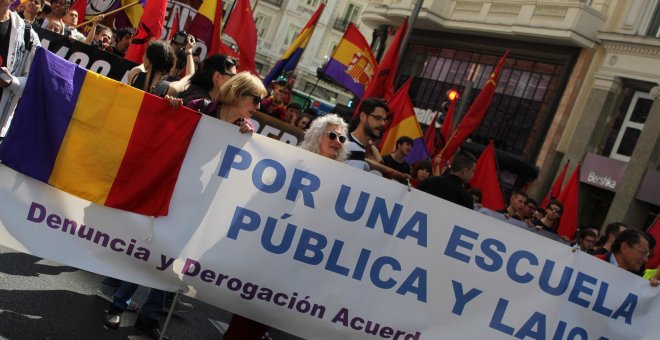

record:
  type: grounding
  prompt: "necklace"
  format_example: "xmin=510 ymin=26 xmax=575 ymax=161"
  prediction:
xmin=149 ymin=74 xmax=168 ymax=94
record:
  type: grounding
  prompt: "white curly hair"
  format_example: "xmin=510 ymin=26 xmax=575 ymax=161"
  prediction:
xmin=299 ymin=114 xmax=349 ymax=162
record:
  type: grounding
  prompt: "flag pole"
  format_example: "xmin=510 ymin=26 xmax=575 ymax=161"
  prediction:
xmin=223 ymin=0 xmax=239 ymax=31
xmin=304 ymin=77 xmax=322 ymax=109
xmin=75 ymin=1 xmax=141 ymax=29
xmin=395 ymin=0 xmax=423 ymax=79
xmin=432 ymin=129 xmax=459 ymax=175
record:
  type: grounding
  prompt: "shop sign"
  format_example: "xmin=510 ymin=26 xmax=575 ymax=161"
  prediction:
xmin=580 ymin=153 xmax=627 ymax=192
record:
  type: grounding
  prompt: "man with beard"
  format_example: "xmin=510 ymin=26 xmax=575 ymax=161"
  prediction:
xmin=345 ymin=98 xmax=390 ymax=172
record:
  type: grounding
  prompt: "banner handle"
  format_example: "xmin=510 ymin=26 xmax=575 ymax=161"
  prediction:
xmin=160 ymin=290 xmax=181 ymax=340
xmin=75 ymin=1 xmax=141 ymax=29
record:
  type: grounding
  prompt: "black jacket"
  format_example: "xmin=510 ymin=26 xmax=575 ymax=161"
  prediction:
xmin=417 ymin=173 xmax=474 ymax=210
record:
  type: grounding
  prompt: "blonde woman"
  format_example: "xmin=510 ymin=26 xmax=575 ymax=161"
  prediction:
xmin=186 ymin=71 xmax=267 ymax=133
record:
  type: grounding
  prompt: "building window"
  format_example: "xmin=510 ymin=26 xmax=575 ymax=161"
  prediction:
xmin=283 ymin=25 xmax=302 ymax=47
xmin=603 ymin=90 xmax=653 ymax=162
xmin=647 ymin=5 xmax=660 ymax=37
xmin=306 ymin=0 xmax=322 ymax=6
xmin=334 ymin=3 xmax=361 ymax=32
xmin=303 ymin=82 xmax=337 ymax=102
xmin=402 ymin=46 xmax=565 ymax=159
xmin=262 ymin=0 xmax=284 ymax=7
xmin=326 ymin=41 xmax=338 ymax=59
xmin=255 ymin=14 xmax=272 ymax=39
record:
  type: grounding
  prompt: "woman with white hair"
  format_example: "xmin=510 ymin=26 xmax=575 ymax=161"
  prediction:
xmin=224 ymin=114 xmax=348 ymax=340
xmin=300 ymin=113 xmax=348 ymax=161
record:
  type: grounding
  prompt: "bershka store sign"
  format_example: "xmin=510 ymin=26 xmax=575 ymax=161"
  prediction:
xmin=580 ymin=152 xmax=628 ymax=192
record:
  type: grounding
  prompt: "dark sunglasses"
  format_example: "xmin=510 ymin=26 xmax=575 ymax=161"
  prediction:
xmin=549 ymin=207 xmax=562 ymax=214
xmin=245 ymin=94 xmax=262 ymax=105
xmin=324 ymin=131 xmax=346 ymax=143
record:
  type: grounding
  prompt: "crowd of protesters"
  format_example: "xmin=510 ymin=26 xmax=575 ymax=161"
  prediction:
xmin=1 ymin=1 xmax=659 ymax=339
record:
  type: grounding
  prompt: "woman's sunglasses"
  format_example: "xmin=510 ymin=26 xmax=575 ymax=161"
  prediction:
xmin=245 ymin=94 xmax=262 ymax=105
xmin=324 ymin=131 xmax=346 ymax=143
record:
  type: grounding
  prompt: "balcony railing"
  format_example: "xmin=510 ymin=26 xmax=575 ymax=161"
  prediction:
xmin=257 ymin=40 xmax=272 ymax=51
xmin=295 ymin=4 xmax=316 ymax=17
xmin=362 ymin=0 xmax=606 ymax=47
xmin=262 ymin=0 xmax=283 ymax=8
xmin=333 ymin=18 xmax=351 ymax=32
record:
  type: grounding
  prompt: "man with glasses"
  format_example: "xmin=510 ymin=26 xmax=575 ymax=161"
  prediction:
xmin=530 ymin=199 xmax=563 ymax=233
xmin=574 ymin=228 xmax=598 ymax=253
xmin=345 ymin=98 xmax=390 ymax=172
xmin=596 ymin=229 xmax=651 ymax=274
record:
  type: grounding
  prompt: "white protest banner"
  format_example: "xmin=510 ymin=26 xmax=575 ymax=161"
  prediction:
xmin=1 ymin=116 xmax=659 ymax=339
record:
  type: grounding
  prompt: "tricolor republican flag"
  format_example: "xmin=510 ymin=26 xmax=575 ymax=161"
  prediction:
xmin=263 ymin=3 xmax=325 ymax=86
xmin=0 ymin=48 xmax=200 ymax=216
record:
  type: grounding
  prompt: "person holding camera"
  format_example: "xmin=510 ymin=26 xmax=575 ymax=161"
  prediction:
xmin=0 ymin=0 xmax=41 ymax=139
xmin=177 ymin=53 xmax=238 ymax=105
xmin=169 ymin=30 xmax=196 ymax=80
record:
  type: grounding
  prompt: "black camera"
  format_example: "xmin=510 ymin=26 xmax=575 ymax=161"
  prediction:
xmin=172 ymin=31 xmax=187 ymax=45
xmin=176 ymin=49 xmax=188 ymax=70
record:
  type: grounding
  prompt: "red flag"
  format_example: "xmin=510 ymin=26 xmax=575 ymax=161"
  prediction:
xmin=424 ymin=111 xmax=440 ymax=156
xmin=124 ymin=0 xmax=167 ymax=64
xmin=468 ymin=141 xmax=505 ymax=211
xmin=556 ymin=163 xmax=581 ymax=239
xmin=353 ymin=19 xmax=407 ymax=117
xmin=439 ymin=98 xmax=456 ymax=149
xmin=541 ymin=160 xmax=569 ymax=208
xmin=168 ymin=8 xmax=180 ymax=41
xmin=222 ymin=0 xmax=258 ymax=75
xmin=646 ymin=216 xmax=660 ymax=269
xmin=188 ymin=0 xmax=223 ymax=55
xmin=433 ymin=51 xmax=509 ymax=172
xmin=70 ymin=0 xmax=87 ymax=20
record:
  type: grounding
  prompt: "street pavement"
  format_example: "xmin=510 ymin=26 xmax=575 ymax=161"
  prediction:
xmin=0 ymin=245 xmax=302 ymax=340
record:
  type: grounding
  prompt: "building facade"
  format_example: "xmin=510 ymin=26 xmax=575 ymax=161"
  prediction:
xmin=229 ymin=0 xmax=375 ymax=109
xmin=361 ymin=0 xmax=659 ymax=231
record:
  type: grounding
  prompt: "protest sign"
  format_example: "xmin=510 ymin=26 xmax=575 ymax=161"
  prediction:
xmin=1 ymin=117 xmax=659 ymax=339
xmin=35 ymin=26 xmax=138 ymax=82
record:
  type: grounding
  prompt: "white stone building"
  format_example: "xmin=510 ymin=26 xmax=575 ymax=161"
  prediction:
xmin=360 ymin=0 xmax=660 ymax=230
xmin=221 ymin=0 xmax=375 ymax=109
